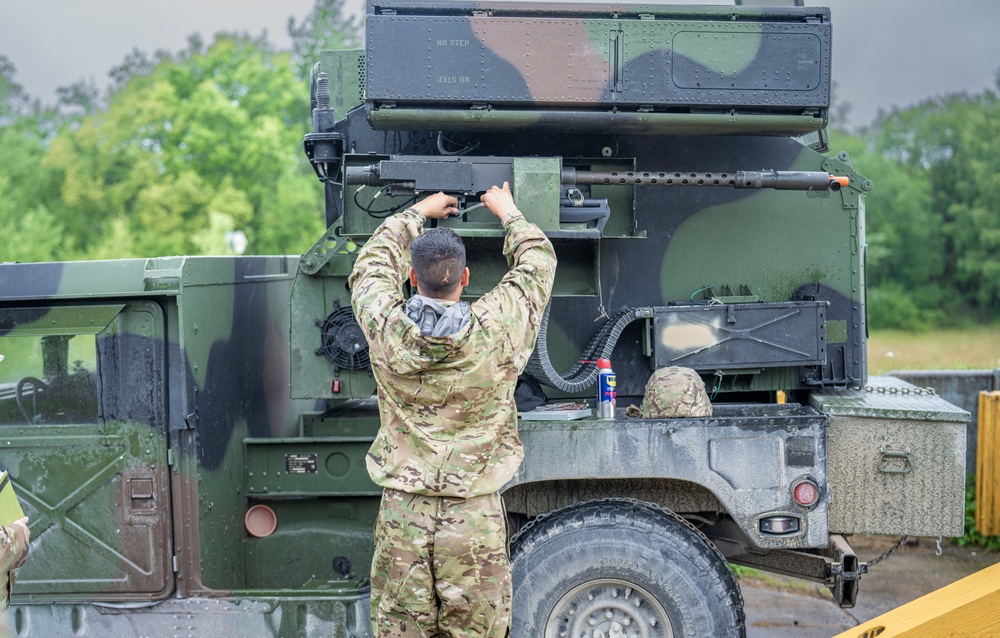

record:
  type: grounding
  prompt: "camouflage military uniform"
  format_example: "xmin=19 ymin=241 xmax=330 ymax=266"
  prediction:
xmin=1 ymin=522 xmax=29 ymax=638
xmin=370 ymin=489 xmax=510 ymax=636
xmin=1 ymin=522 xmax=28 ymax=611
xmin=630 ymin=366 xmax=713 ymax=418
xmin=350 ymin=206 xmax=556 ymax=636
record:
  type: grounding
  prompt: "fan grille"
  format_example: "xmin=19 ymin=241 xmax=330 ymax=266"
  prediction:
xmin=316 ymin=302 xmax=370 ymax=372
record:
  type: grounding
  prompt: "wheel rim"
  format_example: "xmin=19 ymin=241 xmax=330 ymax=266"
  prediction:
xmin=544 ymin=578 xmax=674 ymax=638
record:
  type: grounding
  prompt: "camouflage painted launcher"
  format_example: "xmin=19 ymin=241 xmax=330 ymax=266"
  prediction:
xmin=306 ymin=1 xmax=834 ymax=181
xmin=295 ymin=0 xmax=868 ymax=403
xmin=290 ymin=6 xmax=879 ymax=619
xmin=358 ymin=1 xmax=831 ymax=135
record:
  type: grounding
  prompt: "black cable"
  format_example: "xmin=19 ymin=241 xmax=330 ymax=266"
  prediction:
xmin=353 ymin=184 xmax=417 ymax=219
xmin=436 ymin=131 xmax=480 ymax=156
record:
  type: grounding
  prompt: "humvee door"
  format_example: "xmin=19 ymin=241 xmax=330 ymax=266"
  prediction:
xmin=0 ymin=302 xmax=173 ymax=602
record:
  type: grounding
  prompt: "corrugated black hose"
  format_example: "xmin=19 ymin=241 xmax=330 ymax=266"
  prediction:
xmin=525 ymin=304 xmax=651 ymax=393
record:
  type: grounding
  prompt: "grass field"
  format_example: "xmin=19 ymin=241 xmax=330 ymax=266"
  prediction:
xmin=868 ymin=324 xmax=1000 ymax=374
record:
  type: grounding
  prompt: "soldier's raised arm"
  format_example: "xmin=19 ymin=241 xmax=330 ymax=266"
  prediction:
xmin=478 ymin=182 xmax=557 ymax=372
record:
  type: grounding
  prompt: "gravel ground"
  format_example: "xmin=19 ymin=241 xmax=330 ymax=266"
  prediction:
xmin=739 ymin=534 xmax=1000 ymax=637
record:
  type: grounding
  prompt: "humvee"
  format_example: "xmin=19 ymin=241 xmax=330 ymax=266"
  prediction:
xmin=0 ymin=1 xmax=967 ymax=636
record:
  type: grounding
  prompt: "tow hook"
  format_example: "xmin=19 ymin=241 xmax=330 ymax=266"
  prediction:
xmin=827 ymin=534 xmax=868 ymax=608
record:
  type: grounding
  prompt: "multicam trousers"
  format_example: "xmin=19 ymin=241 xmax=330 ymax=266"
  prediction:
xmin=370 ymin=488 xmax=511 ymax=637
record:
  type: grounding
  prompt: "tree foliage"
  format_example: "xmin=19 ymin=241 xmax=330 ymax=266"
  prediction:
xmin=843 ymin=80 xmax=1000 ymax=327
xmin=0 ymin=56 xmax=68 ymax=262
xmin=287 ymin=0 xmax=362 ymax=80
xmin=41 ymin=32 xmax=327 ymax=258
xmin=1 ymin=0 xmax=361 ymax=262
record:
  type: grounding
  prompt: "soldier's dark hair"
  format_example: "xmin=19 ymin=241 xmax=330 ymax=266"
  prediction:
xmin=411 ymin=227 xmax=467 ymax=297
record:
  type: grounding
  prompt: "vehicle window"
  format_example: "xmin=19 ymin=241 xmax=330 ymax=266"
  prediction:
xmin=0 ymin=333 xmax=99 ymax=425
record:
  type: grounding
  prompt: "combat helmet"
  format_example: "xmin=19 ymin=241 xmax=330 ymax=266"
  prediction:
xmin=635 ymin=366 xmax=712 ymax=418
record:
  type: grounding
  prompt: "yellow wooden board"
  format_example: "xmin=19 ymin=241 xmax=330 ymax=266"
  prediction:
xmin=977 ymin=391 xmax=1000 ymax=536
xmin=0 ymin=470 xmax=26 ymax=525
xmin=832 ymin=561 xmax=1000 ymax=638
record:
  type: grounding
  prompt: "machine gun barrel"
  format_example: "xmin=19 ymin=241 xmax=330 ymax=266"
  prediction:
xmin=344 ymin=160 xmax=850 ymax=194
xmin=567 ymin=169 xmax=848 ymax=191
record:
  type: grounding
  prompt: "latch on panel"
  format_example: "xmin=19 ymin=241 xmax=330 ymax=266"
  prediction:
xmin=129 ymin=477 xmax=156 ymax=510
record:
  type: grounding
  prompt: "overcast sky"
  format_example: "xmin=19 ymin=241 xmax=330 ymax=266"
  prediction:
xmin=1 ymin=0 xmax=998 ymax=129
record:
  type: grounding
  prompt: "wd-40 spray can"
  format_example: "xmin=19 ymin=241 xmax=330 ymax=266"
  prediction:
xmin=596 ymin=358 xmax=616 ymax=419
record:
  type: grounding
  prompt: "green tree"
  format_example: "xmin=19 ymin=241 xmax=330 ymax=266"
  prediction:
xmin=872 ymin=83 xmax=1000 ymax=322
xmin=0 ymin=55 xmax=34 ymax=125
xmin=8 ymin=0 xmax=363 ymax=262
xmin=287 ymin=0 xmax=362 ymax=80
xmin=829 ymin=129 xmax=947 ymax=329
xmin=43 ymin=32 xmax=328 ymax=258
xmin=0 ymin=56 xmax=68 ymax=263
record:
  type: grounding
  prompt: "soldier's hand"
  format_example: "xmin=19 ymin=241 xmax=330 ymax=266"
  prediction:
xmin=13 ymin=516 xmax=29 ymax=544
xmin=481 ymin=182 xmax=517 ymax=220
xmin=413 ymin=192 xmax=459 ymax=219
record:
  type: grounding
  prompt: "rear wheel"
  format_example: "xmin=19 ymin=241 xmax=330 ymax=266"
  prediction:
xmin=510 ymin=498 xmax=745 ymax=638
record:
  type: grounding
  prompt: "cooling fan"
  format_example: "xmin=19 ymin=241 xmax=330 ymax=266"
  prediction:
xmin=315 ymin=301 xmax=370 ymax=372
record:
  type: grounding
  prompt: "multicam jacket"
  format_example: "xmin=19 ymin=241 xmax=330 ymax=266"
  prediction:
xmin=1 ymin=523 xmax=29 ymax=611
xmin=350 ymin=207 xmax=556 ymax=498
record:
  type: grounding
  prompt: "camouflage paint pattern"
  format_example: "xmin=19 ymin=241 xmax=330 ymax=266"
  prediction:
xmin=308 ymin=0 xmax=868 ymax=403
xmin=638 ymin=366 xmax=713 ymax=419
xmin=349 ymin=207 xmax=556 ymax=498
xmin=1 ymin=258 xmax=376 ymax=635
xmin=365 ymin=3 xmax=830 ymax=117
xmin=371 ymin=488 xmax=510 ymax=637
xmin=0 ymin=0 xmax=961 ymax=634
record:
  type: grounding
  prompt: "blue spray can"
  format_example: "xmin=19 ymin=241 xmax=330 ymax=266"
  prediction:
xmin=596 ymin=357 xmax=616 ymax=419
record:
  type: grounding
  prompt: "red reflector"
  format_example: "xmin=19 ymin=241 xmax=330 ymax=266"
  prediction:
xmin=794 ymin=481 xmax=819 ymax=507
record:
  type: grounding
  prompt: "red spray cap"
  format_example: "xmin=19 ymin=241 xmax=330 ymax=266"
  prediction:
xmin=597 ymin=358 xmax=612 ymax=370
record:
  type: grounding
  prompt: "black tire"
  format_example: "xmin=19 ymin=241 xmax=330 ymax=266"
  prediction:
xmin=511 ymin=498 xmax=745 ymax=638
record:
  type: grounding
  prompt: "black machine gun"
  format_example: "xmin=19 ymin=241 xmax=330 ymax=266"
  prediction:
xmin=341 ymin=155 xmax=851 ymax=231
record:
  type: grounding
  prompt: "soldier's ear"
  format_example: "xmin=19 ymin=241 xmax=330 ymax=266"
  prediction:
xmin=408 ymin=268 xmax=419 ymax=287
xmin=461 ymin=267 xmax=470 ymax=287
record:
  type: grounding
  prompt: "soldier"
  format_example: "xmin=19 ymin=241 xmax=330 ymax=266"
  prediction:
xmin=350 ymin=182 xmax=556 ymax=637
xmin=1 ymin=517 xmax=30 ymax=638
xmin=628 ymin=366 xmax=713 ymax=418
